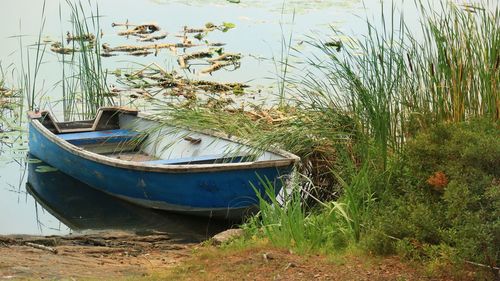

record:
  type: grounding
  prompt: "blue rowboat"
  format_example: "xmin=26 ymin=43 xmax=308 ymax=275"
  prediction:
xmin=28 ymin=107 xmax=299 ymax=219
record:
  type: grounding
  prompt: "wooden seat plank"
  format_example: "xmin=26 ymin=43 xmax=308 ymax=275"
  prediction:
xmin=58 ymin=129 xmax=142 ymax=146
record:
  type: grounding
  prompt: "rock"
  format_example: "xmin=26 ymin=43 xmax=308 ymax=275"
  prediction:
xmin=262 ymin=252 xmax=274 ymax=261
xmin=212 ymin=229 xmax=244 ymax=245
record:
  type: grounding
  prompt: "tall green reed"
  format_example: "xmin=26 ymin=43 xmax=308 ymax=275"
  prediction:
xmin=413 ymin=0 xmax=499 ymax=123
xmin=20 ymin=0 xmax=48 ymax=111
xmin=61 ymin=0 xmax=112 ymax=120
xmin=274 ymin=7 xmax=296 ymax=108
xmin=300 ymin=1 xmax=499 ymax=168
xmin=19 ymin=0 xmax=112 ymax=118
xmin=249 ymin=175 xmax=309 ymax=250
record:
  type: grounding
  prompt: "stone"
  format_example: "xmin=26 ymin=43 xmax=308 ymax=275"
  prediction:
xmin=211 ymin=229 xmax=244 ymax=245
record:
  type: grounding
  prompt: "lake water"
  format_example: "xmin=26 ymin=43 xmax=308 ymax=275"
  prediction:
xmin=0 ymin=0 xmax=487 ymax=237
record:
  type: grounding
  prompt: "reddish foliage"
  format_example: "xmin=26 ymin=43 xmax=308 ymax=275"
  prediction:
xmin=427 ymin=171 xmax=449 ymax=191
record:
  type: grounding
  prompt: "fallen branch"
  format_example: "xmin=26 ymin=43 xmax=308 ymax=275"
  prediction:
xmin=66 ymin=32 xmax=95 ymax=43
xmin=201 ymin=61 xmax=236 ymax=74
xmin=178 ymin=51 xmax=214 ymax=68
xmin=207 ymin=53 xmax=241 ymax=62
xmin=129 ymin=50 xmax=154 ymax=56
xmin=465 ymin=260 xmax=500 ymax=271
xmin=117 ymin=24 xmax=160 ymax=36
xmin=50 ymin=43 xmax=76 ymax=55
xmin=183 ymin=26 xmax=216 ymax=34
xmin=25 ymin=242 xmax=58 ymax=254
xmin=136 ymin=32 xmax=168 ymax=42
xmin=102 ymin=42 xmax=198 ymax=53
xmin=111 ymin=21 xmax=138 ymax=28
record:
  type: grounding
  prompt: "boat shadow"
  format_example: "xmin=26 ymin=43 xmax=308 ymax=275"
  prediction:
xmin=26 ymin=157 xmax=236 ymax=242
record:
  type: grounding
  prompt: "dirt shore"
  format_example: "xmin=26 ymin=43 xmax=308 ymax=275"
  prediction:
xmin=0 ymin=231 xmax=193 ymax=280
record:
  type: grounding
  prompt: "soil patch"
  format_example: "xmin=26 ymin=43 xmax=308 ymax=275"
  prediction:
xmin=0 ymin=231 xmax=193 ymax=280
xmin=160 ymin=245 xmax=493 ymax=281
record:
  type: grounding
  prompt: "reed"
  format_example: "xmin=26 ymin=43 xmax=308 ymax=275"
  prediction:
xmin=249 ymin=175 xmax=309 ymax=251
xmin=61 ymin=0 xmax=112 ymax=119
xmin=19 ymin=0 xmax=48 ymax=111
xmin=274 ymin=8 xmax=296 ymax=108
xmin=413 ymin=0 xmax=500 ymax=123
xmin=300 ymin=1 xmax=499 ymax=167
xmin=18 ymin=0 xmax=111 ymax=118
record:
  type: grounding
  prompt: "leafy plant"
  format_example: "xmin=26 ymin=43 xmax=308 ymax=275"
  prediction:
xmin=364 ymin=119 xmax=500 ymax=268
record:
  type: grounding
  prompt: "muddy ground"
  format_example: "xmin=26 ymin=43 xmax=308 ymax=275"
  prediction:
xmin=0 ymin=231 xmax=193 ymax=280
xmin=0 ymin=232 xmax=496 ymax=280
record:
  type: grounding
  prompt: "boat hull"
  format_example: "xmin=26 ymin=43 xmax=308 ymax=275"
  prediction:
xmin=28 ymin=122 xmax=293 ymax=219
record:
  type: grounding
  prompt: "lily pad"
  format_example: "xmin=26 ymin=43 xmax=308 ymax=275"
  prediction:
xmin=35 ymin=165 xmax=59 ymax=173
xmin=221 ymin=22 xmax=236 ymax=32
xmin=26 ymin=157 xmax=42 ymax=164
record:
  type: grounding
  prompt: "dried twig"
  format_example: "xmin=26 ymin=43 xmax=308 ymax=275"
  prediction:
xmin=117 ymin=24 xmax=160 ymax=36
xmin=178 ymin=51 xmax=214 ymax=68
xmin=66 ymin=31 xmax=95 ymax=43
xmin=102 ymin=42 xmax=198 ymax=53
xmin=50 ymin=42 xmax=76 ymax=55
xmin=201 ymin=61 xmax=235 ymax=74
xmin=207 ymin=53 xmax=241 ymax=62
xmin=25 ymin=242 xmax=58 ymax=254
xmin=136 ymin=32 xmax=168 ymax=42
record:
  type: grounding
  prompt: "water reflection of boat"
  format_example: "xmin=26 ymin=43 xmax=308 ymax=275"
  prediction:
xmin=26 ymin=159 xmax=230 ymax=241
xmin=28 ymin=107 xmax=298 ymax=219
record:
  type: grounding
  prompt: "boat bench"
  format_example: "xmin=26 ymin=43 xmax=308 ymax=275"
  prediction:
xmin=58 ymin=129 xmax=143 ymax=146
xmin=145 ymin=154 xmax=249 ymax=165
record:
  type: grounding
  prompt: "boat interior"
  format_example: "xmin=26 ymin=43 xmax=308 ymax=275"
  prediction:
xmin=31 ymin=107 xmax=287 ymax=165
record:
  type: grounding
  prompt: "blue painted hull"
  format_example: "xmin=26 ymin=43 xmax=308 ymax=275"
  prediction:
xmin=29 ymin=122 xmax=292 ymax=219
xmin=26 ymin=159 xmax=231 ymax=239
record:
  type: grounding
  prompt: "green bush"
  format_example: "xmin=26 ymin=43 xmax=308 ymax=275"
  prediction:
xmin=363 ymin=119 xmax=500 ymax=267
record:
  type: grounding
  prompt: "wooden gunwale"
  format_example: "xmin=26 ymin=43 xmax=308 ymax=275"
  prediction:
xmin=30 ymin=112 xmax=299 ymax=174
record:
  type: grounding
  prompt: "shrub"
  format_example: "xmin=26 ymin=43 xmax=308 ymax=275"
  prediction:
xmin=363 ymin=119 xmax=500 ymax=267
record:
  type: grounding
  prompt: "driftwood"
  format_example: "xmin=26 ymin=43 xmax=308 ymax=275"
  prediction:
xmin=207 ymin=53 xmax=241 ymax=62
xmin=25 ymin=242 xmax=58 ymax=254
xmin=66 ymin=32 xmax=95 ymax=43
xmin=194 ymin=52 xmax=242 ymax=74
xmin=183 ymin=26 xmax=216 ymax=34
xmin=117 ymin=24 xmax=160 ymax=36
xmin=129 ymin=50 xmax=154 ymax=56
xmin=136 ymin=32 xmax=168 ymax=42
xmin=178 ymin=51 xmax=214 ymax=68
xmin=102 ymin=42 xmax=198 ymax=54
xmin=50 ymin=43 xmax=76 ymax=55
xmin=201 ymin=61 xmax=236 ymax=74
xmin=111 ymin=21 xmax=138 ymax=28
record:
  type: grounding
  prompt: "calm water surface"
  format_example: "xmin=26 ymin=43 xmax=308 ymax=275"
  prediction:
xmin=0 ymin=0 xmax=483 ymax=236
